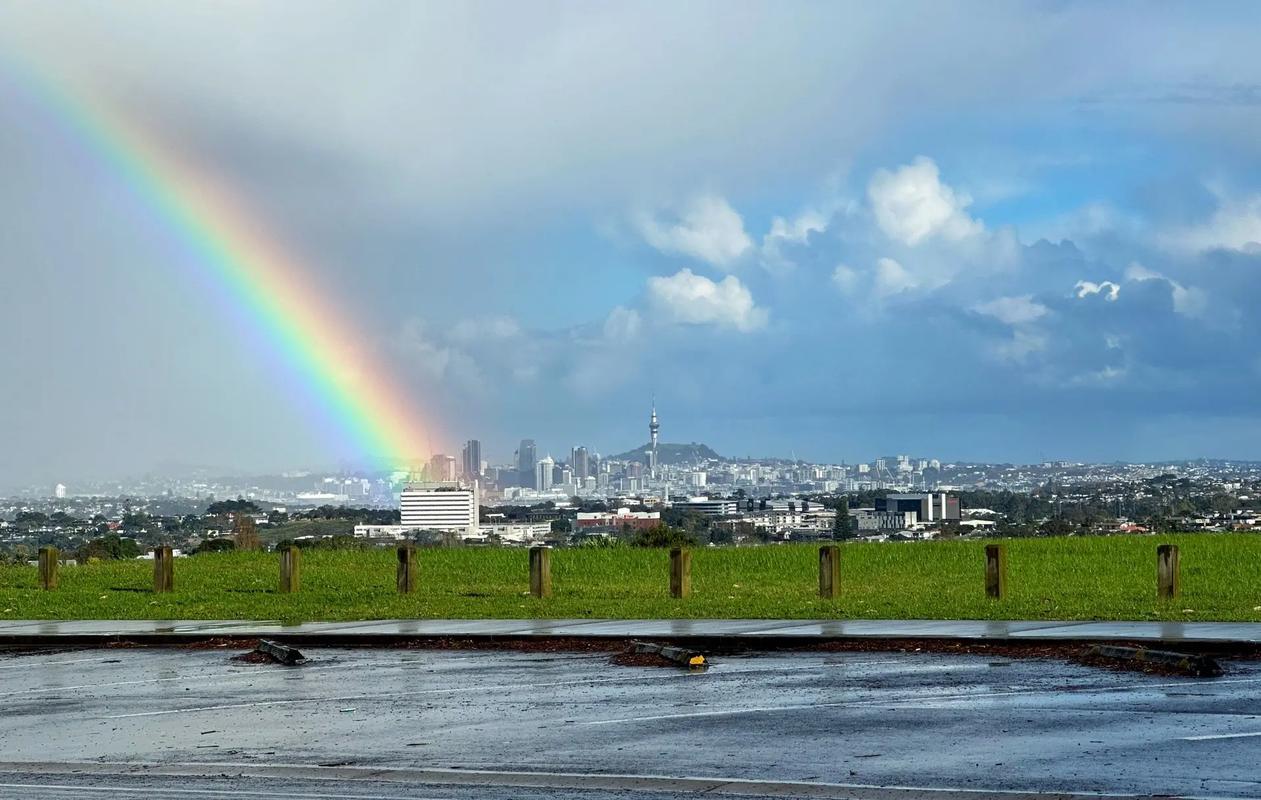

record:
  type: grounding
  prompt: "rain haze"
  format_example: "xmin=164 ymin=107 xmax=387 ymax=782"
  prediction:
xmin=5 ymin=1 xmax=1261 ymax=490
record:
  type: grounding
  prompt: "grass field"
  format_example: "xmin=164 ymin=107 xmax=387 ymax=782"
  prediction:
xmin=2 ymin=534 xmax=1260 ymax=623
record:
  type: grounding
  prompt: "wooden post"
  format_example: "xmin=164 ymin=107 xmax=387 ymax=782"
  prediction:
xmin=984 ymin=544 xmax=1006 ymax=600
xmin=529 ymin=546 xmax=551 ymax=598
xmin=670 ymin=547 xmax=691 ymax=599
xmin=153 ymin=546 xmax=174 ymax=593
xmin=279 ymin=545 xmax=301 ymax=594
xmin=1157 ymin=544 xmax=1180 ymax=600
xmin=397 ymin=544 xmax=417 ymax=594
xmin=819 ymin=545 xmax=840 ymax=599
xmin=38 ymin=546 xmax=58 ymax=590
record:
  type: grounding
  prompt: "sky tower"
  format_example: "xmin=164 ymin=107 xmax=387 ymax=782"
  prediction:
xmin=648 ymin=397 xmax=660 ymax=477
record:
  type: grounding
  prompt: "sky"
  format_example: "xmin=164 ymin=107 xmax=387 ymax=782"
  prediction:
xmin=5 ymin=1 xmax=1261 ymax=489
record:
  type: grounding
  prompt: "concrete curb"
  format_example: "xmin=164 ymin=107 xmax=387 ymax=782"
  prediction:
xmin=2 ymin=619 xmax=1260 ymax=652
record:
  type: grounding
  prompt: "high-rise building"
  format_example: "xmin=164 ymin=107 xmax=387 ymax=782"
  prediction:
xmin=401 ymin=481 xmax=479 ymax=538
xmin=428 ymin=454 xmax=457 ymax=482
xmin=536 ymin=455 xmax=555 ymax=491
xmin=648 ymin=399 xmax=660 ymax=476
xmin=517 ymin=439 xmax=537 ymax=489
xmin=53 ymin=483 xmax=67 ymax=499
xmin=571 ymin=446 xmax=590 ymax=481
xmin=462 ymin=439 xmax=482 ymax=479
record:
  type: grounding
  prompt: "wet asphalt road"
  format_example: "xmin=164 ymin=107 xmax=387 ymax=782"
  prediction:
xmin=0 ymin=646 xmax=1259 ymax=798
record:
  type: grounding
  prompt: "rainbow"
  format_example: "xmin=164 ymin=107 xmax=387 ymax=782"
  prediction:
xmin=1 ymin=56 xmax=433 ymax=469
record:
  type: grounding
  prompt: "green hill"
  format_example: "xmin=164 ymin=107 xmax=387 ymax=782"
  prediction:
xmin=609 ymin=442 xmax=721 ymax=465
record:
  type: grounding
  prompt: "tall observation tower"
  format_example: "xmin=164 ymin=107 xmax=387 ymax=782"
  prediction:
xmin=648 ymin=398 xmax=660 ymax=477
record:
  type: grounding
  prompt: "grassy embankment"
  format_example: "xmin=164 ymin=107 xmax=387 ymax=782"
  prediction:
xmin=2 ymin=534 xmax=1259 ymax=623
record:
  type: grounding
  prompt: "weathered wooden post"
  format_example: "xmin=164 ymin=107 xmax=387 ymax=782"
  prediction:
xmin=984 ymin=544 xmax=1007 ymax=600
xmin=1157 ymin=544 xmax=1180 ymax=600
xmin=529 ymin=546 xmax=552 ymax=598
xmin=670 ymin=547 xmax=691 ymax=599
xmin=396 ymin=543 xmax=417 ymax=594
xmin=38 ymin=546 xmax=58 ymax=590
xmin=819 ymin=544 xmax=840 ymax=599
xmin=153 ymin=546 xmax=174 ymax=593
xmin=279 ymin=545 xmax=301 ymax=594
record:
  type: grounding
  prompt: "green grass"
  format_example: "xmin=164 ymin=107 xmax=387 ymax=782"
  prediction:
xmin=3 ymin=534 xmax=1261 ymax=623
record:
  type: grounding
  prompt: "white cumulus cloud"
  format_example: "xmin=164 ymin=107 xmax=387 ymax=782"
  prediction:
xmin=647 ymin=268 xmax=767 ymax=332
xmin=761 ymin=208 xmax=829 ymax=272
xmin=1075 ymin=280 xmax=1120 ymax=301
xmin=868 ymin=156 xmax=983 ymax=246
xmin=873 ymin=257 xmax=917 ymax=297
xmin=635 ymin=195 xmax=753 ymax=269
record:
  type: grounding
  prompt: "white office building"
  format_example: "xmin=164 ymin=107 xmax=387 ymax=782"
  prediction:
xmin=536 ymin=456 xmax=555 ymax=492
xmin=400 ymin=481 xmax=479 ymax=538
xmin=684 ymin=497 xmax=738 ymax=517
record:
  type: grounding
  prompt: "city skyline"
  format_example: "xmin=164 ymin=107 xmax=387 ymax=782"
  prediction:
xmin=7 ymin=4 xmax=1261 ymax=489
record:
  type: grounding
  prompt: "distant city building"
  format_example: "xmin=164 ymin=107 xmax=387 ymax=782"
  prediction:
xmin=536 ymin=455 xmax=555 ymax=492
xmin=875 ymin=493 xmax=960 ymax=523
xmin=428 ymin=454 xmax=457 ymax=482
xmin=400 ymin=481 xmax=480 ymax=537
xmin=53 ymin=483 xmax=67 ymax=499
xmin=684 ymin=497 xmax=737 ymax=517
xmin=517 ymin=439 xmax=537 ymax=489
xmin=478 ymin=521 xmax=551 ymax=544
xmin=851 ymin=508 xmax=917 ymax=532
xmin=575 ymin=507 xmax=661 ymax=531
xmin=571 ymin=446 xmax=590 ymax=481
xmin=462 ymin=439 xmax=482 ymax=479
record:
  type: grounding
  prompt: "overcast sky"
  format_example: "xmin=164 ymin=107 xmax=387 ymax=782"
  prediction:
xmin=5 ymin=1 xmax=1261 ymax=489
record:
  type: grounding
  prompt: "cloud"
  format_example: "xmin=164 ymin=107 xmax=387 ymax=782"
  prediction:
xmin=1074 ymin=280 xmax=1120 ymax=301
xmin=761 ymin=208 xmax=829 ymax=271
xmin=972 ymin=295 xmax=1049 ymax=326
xmin=1123 ymin=263 xmax=1208 ymax=316
xmin=831 ymin=264 xmax=859 ymax=294
xmin=830 ymin=257 xmax=918 ymax=299
xmin=635 ymin=195 xmax=753 ymax=269
xmin=1163 ymin=192 xmax=1261 ymax=253
xmin=873 ymin=257 xmax=918 ymax=297
xmin=450 ymin=315 xmax=521 ymax=343
xmin=867 ymin=157 xmax=983 ymax=246
xmin=602 ymin=306 xmax=642 ymax=341
xmin=647 ymin=268 xmax=767 ymax=331
xmin=396 ymin=319 xmax=487 ymax=395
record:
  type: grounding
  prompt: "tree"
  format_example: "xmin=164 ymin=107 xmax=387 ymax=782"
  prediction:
xmin=631 ymin=524 xmax=700 ymax=548
xmin=833 ymin=498 xmax=853 ymax=540
xmin=194 ymin=538 xmax=235 ymax=554
xmin=206 ymin=499 xmax=262 ymax=516
xmin=74 ymin=534 xmax=140 ymax=562
xmin=233 ymin=515 xmax=262 ymax=551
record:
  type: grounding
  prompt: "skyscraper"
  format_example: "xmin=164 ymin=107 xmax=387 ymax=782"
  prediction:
xmin=571 ymin=446 xmax=590 ymax=481
xmin=462 ymin=439 xmax=482 ymax=479
xmin=428 ymin=454 xmax=457 ymax=482
xmin=518 ymin=439 xmax=537 ymax=489
xmin=536 ymin=455 xmax=555 ymax=491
